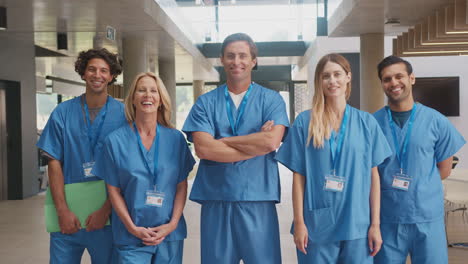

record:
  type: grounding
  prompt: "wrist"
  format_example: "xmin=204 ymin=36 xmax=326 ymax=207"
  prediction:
xmin=293 ymin=218 xmax=305 ymax=226
xmin=168 ymin=220 xmax=178 ymax=230
xmin=99 ymin=206 xmax=111 ymax=217
xmin=126 ymin=223 xmax=138 ymax=235
xmin=56 ymin=207 xmax=71 ymax=215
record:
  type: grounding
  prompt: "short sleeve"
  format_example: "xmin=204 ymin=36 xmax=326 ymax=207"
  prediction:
xmin=369 ymin=116 xmax=392 ymax=167
xmin=182 ymin=97 xmax=215 ymax=142
xmin=92 ymin=137 xmax=120 ymax=188
xmin=37 ymin=108 xmax=65 ymax=161
xmin=263 ymin=91 xmax=290 ymax=128
xmin=434 ymin=116 xmax=466 ymax=162
xmin=275 ymin=114 xmax=307 ymax=176
xmin=177 ymin=133 xmax=196 ymax=183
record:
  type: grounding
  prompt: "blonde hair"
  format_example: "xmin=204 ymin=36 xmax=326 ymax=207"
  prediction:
xmin=307 ymin=53 xmax=352 ymax=148
xmin=124 ymin=72 xmax=173 ymax=128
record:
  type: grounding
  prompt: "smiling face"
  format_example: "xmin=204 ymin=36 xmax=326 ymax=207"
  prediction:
xmin=321 ymin=61 xmax=351 ymax=100
xmin=82 ymin=58 xmax=114 ymax=95
xmin=220 ymin=41 xmax=257 ymax=83
xmin=132 ymin=76 xmax=160 ymax=117
xmin=380 ymin=62 xmax=415 ymax=106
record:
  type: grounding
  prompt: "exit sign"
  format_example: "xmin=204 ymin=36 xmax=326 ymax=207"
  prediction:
xmin=106 ymin=26 xmax=116 ymax=41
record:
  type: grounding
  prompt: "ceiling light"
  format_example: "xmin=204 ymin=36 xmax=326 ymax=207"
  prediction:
xmin=421 ymin=41 xmax=468 ymax=45
xmin=446 ymin=31 xmax=468 ymax=34
xmin=385 ymin=18 xmax=400 ymax=25
xmin=0 ymin=7 xmax=7 ymax=30
xmin=403 ymin=50 xmax=468 ymax=55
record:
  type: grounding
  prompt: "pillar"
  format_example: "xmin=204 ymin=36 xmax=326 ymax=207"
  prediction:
xmin=193 ymin=80 xmax=204 ymax=102
xmin=122 ymin=38 xmax=147 ymax=97
xmin=360 ymin=33 xmax=385 ymax=113
xmin=158 ymin=58 xmax=176 ymax=125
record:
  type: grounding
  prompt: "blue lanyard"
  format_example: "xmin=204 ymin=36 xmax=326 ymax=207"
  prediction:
xmin=329 ymin=104 xmax=350 ymax=175
xmin=133 ymin=123 xmax=160 ymax=187
xmin=83 ymin=95 xmax=109 ymax=159
xmin=224 ymin=84 xmax=252 ymax=136
xmin=386 ymin=104 xmax=417 ymax=172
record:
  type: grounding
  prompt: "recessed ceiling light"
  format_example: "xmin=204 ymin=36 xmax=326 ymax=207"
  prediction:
xmin=0 ymin=7 xmax=7 ymax=30
xmin=385 ymin=18 xmax=400 ymax=25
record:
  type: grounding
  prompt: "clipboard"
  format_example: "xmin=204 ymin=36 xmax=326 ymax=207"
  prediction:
xmin=44 ymin=180 xmax=110 ymax=233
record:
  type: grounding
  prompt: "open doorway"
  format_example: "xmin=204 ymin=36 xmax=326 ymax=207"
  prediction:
xmin=0 ymin=80 xmax=22 ymax=200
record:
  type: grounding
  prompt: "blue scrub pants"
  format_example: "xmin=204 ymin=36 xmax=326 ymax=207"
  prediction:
xmin=296 ymin=237 xmax=372 ymax=264
xmin=116 ymin=240 xmax=183 ymax=264
xmin=375 ymin=218 xmax=448 ymax=264
xmin=50 ymin=226 xmax=113 ymax=264
xmin=200 ymin=201 xmax=282 ymax=264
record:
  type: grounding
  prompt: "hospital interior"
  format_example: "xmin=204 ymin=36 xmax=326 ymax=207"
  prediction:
xmin=1 ymin=0 xmax=468 ymax=263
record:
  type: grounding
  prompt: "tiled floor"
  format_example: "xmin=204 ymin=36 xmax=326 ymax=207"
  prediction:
xmin=1 ymin=165 xmax=467 ymax=263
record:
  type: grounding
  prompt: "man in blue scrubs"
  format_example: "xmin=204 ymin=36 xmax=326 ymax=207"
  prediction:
xmin=183 ymin=33 xmax=289 ymax=264
xmin=373 ymin=56 xmax=466 ymax=264
xmin=37 ymin=48 xmax=126 ymax=264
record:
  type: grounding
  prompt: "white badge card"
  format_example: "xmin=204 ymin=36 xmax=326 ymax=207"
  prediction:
xmin=82 ymin=161 xmax=95 ymax=178
xmin=145 ymin=190 xmax=165 ymax=207
xmin=324 ymin=175 xmax=345 ymax=192
xmin=392 ymin=172 xmax=411 ymax=191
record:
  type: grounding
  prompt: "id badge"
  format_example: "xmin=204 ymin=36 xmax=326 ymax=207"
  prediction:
xmin=145 ymin=189 xmax=165 ymax=207
xmin=82 ymin=161 xmax=95 ymax=178
xmin=392 ymin=171 xmax=411 ymax=191
xmin=324 ymin=174 xmax=345 ymax=192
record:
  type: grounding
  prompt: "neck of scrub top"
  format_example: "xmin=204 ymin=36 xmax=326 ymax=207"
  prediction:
xmin=226 ymin=79 xmax=252 ymax=95
xmin=386 ymin=103 xmax=417 ymax=172
xmin=85 ymin=91 xmax=109 ymax=108
xmin=134 ymin=113 xmax=158 ymax=137
xmin=388 ymin=98 xmax=415 ymax=112
xmin=83 ymin=95 xmax=109 ymax=160
xmin=225 ymin=83 xmax=253 ymax=136
xmin=133 ymin=122 xmax=160 ymax=187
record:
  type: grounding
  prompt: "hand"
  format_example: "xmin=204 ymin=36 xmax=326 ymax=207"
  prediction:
xmin=144 ymin=222 xmax=177 ymax=246
xmin=261 ymin=120 xmax=275 ymax=132
xmin=85 ymin=207 xmax=110 ymax=232
xmin=294 ymin=222 xmax=308 ymax=255
xmin=129 ymin=226 xmax=158 ymax=241
xmin=368 ymin=224 xmax=383 ymax=256
xmin=57 ymin=209 xmax=81 ymax=234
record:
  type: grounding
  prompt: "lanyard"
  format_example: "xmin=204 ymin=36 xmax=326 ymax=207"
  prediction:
xmin=83 ymin=95 xmax=109 ymax=159
xmin=386 ymin=104 xmax=417 ymax=172
xmin=224 ymin=84 xmax=252 ymax=136
xmin=329 ymin=104 xmax=350 ymax=175
xmin=133 ymin=123 xmax=160 ymax=187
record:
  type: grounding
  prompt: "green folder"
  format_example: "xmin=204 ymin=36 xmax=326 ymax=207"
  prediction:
xmin=45 ymin=180 xmax=110 ymax=233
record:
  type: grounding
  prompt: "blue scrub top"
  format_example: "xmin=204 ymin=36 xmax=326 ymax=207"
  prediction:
xmin=276 ymin=106 xmax=391 ymax=243
xmin=374 ymin=103 xmax=466 ymax=223
xmin=93 ymin=124 xmax=195 ymax=246
xmin=37 ymin=95 xmax=126 ymax=184
xmin=182 ymin=83 xmax=289 ymax=203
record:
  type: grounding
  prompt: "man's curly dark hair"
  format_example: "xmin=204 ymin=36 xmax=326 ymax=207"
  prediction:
xmin=74 ymin=48 xmax=122 ymax=85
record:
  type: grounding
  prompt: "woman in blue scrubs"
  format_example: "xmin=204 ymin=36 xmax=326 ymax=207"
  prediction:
xmin=93 ymin=72 xmax=195 ymax=264
xmin=276 ymin=53 xmax=391 ymax=263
